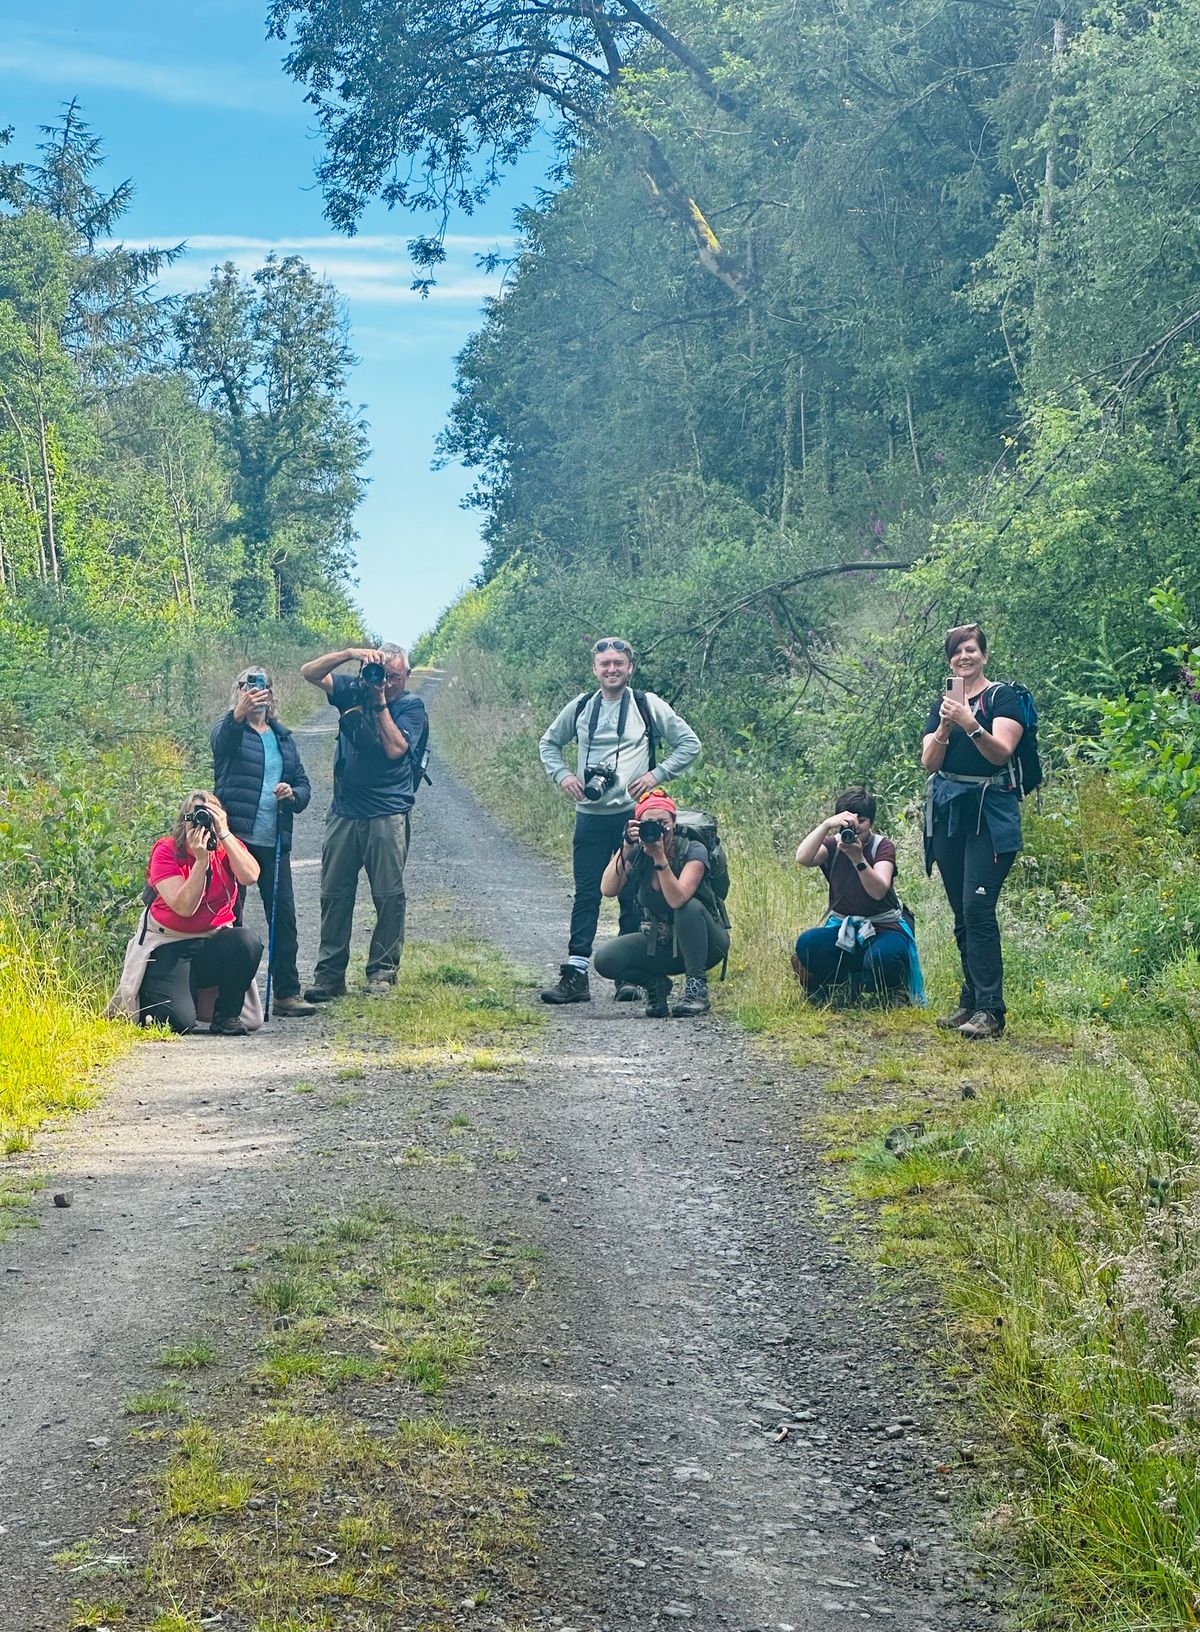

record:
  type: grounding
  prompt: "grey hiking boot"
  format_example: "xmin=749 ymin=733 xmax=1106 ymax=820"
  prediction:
xmin=672 ymin=976 xmax=710 ymax=1017
xmin=614 ymin=982 xmax=641 ymax=1002
xmin=959 ymin=1009 xmax=1005 ymax=1040
xmin=936 ymin=1005 xmax=974 ymax=1031
xmin=644 ymin=977 xmax=672 ymax=1019
xmin=540 ymin=964 xmax=591 ymax=1005
xmin=210 ymin=1014 xmax=249 ymax=1036
xmin=304 ymin=984 xmax=346 ymax=1003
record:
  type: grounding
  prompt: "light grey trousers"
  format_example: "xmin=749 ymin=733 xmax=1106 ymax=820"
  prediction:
xmin=313 ymin=810 xmax=410 ymax=989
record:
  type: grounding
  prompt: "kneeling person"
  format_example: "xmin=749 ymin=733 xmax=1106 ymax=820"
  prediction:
xmin=593 ymin=794 xmax=729 ymax=1018
xmin=792 ymin=787 xmax=922 ymax=1005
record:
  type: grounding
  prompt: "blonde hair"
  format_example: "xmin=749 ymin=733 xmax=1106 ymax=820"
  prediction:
xmin=169 ymin=790 xmax=228 ymax=857
xmin=229 ymin=665 xmax=280 ymax=722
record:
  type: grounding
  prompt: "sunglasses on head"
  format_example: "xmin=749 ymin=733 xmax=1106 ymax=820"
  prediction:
xmin=593 ymin=639 xmax=631 ymax=654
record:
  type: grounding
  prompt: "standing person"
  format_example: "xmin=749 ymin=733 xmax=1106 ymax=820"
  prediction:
xmin=921 ymin=623 xmax=1025 ymax=1040
xmin=211 ymin=666 xmax=315 ymax=1017
xmin=300 ymin=642 xmax=427 ymax=1000
xmin=593 ymin=793 xmax=729 ymax=1017
xmin=538 ymin=637 xmax=701 ymax=1004
xmin=792 ymin=787 xmax=924 ymax=1006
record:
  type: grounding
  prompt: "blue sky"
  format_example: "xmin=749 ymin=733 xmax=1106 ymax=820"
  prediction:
xmin=1 ymin=0 xmax=551 ymax=645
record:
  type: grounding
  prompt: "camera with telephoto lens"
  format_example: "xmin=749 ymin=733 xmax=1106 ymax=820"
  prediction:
xmin=583 ymin=761 xmax=618 ymax=802
xmin=839 ymin=825 xmax=859 ymax=845
xmin=187 ymin=804 xmax=219 ymax=851
xmin=360 ymin=660 xmax=386 ymax=687
xmin=639 ymin=817 xmax=665 ymax=844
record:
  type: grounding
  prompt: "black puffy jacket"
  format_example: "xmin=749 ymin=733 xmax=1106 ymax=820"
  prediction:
xmin=211 ymin=713 xmax=312 ymax=854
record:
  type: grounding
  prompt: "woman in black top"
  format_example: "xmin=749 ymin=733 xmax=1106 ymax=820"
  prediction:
xmin=921 ymin=624 xmax=1025 ymax=1039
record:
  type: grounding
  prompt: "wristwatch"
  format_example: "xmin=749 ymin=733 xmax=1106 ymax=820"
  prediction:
xmin=370 ymin=701 xmax=387 ymax=713
xmin=855 ymin=860 xmax=868 ymax=872
xmin=968 ymin=725 xmax=984 ymax=740
xmin=653 ymin=861 xmax=669 ymax=871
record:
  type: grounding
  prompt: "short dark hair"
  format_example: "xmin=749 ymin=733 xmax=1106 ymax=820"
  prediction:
xmin=945 ymin=623 xmax=987 ymax=660
xmin=834 ymin=786 xmax=876 ymax=822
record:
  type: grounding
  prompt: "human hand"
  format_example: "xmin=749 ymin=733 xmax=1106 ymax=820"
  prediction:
xmin=624 ymin=818 xmax=642 ymax=851
xmin=627 ymin=772 xmax=659 ymax=800
xmin=274 ymin=782 xmax=295 ymax=802
xmin=940 ymin=696 xmax=975 ymax=734
xmin=351 ymin=646 xmax=384 ymax=666
xmin=234 ymin=687 xmax=270 ymax=721
xmin=185 ymin=821 xmax=213 ymax=861
xmin=561 ymin=775 xmax=585 ymax=801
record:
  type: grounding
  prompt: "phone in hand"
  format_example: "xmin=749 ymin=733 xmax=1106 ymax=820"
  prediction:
xmin=946 ymin=674 xmax=967 ymax=706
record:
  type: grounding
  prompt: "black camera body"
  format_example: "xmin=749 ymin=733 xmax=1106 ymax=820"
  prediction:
xmin=245 ymin=671 xmax=267 ymax=690
xmin=838 ymin=825 xmax=859 ymax=846
xmin=583 ymin=761 xmax=618 ymax=802
xmin=639 ymin=817 xmax=665 ymax=844
xmin=187 ymin=804 xmax=219 ymax=851
xmin=360 ymin=660 xmax=386 ymax=687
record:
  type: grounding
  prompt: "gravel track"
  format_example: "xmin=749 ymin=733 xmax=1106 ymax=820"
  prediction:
xmin=0 ymin=694 xmax=1003 ymax=1631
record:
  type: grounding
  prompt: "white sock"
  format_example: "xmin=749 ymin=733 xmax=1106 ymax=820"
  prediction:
xmin=567 ymin=956 xmax=589 ymax=974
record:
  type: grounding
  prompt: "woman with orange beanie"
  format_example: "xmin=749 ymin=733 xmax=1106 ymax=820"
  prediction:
xmin=594 ymin=793 xmax=729 ymax=1018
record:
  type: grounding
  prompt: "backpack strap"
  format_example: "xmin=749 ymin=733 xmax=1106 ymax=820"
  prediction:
xmin=633 ymin=689 xmax=658 ymax=768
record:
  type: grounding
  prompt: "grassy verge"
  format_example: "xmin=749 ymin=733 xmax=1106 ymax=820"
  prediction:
xmin=61 ymin=1204 xmax=542 ymax=1632
xmin=428 ymin=644 xmax=1200 ymax=1632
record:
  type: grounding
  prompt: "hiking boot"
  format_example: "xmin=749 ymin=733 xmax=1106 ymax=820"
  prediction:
xmin=672 ymin=976 xmax=710 ymax=1017
xmin=304 ymin=984 xmax=346 ymax=1003
xmin=365 ymin=978 xmax=395 ymax=998
xmin=210 ymin=1014 xmax=249 ymax=1036
xmin=540 ymin=965 xmax=591 ymax=1005
xmin=936 ymin=1005 xmax=974 ymax=1031
xmin=958 ymin=1009 xmax=1005 ymax=1041
xmin=614 ymin=982 xmax=641 ymax=1003
xmin=272 ymin=994 xmax=316 ymax=1017
xmin=644 ymin=977 xmax=672 ymax=1019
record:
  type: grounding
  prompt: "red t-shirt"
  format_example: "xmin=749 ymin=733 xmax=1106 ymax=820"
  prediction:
xmin=147 ymin=837 xmax=238 ymax=933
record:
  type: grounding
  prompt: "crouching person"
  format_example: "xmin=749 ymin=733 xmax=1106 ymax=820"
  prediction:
xmin=593 ymin=794 xmax=729 ymax=1018
xmin=792 ymin=787 xmax=924 ymax=1006
xmin=109 ymin=792 xmax=265 ymax=1035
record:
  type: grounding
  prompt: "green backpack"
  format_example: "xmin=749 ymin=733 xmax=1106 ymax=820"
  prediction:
xmin=672 ymin=807 xmax=731 ymax=929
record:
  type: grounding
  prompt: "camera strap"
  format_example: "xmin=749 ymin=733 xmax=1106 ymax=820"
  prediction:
xmin=584 ymin=688 xmax=630 ymax=773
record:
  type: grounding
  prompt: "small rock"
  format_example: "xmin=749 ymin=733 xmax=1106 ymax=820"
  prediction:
xmin=52 ymin=1191 xmax=73 ymax=1208
xmin=661 ymin=1605 xmax=694 ymax=1621
xmin=884 ymin=1424 xmax=904 ymax=1439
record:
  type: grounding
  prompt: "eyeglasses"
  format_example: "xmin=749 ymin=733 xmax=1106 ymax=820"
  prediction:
xmin=592 ymin=639 xmax=631 ymax=654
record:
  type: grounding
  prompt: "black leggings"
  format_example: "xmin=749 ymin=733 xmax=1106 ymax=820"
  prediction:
xmin=930 ymin=820 xmax=1016 ymax=1016
xmin=138 ymin=926 xmax=263 ymax=1034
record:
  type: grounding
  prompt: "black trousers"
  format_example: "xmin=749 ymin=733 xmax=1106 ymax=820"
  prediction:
xmin=235 ymin=842 xmax=300 ymax=999
xmin=931 ymin=819 xmax=1016 ymax=1016
xmin=593 ymin=898 xmax=730 ymax=984
xmin=568 ymin=810 xmax=639 ymax=960
xmin=138 ymin=925 xmax=263 ymax=1034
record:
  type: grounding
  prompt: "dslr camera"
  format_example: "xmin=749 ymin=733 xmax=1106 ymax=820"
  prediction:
xmin=186 ymin=803 xmax=219 ymax=851
xmin=583 ymin=761 xmax=618 ymax=802
xmin=638 ymin=817 xmax=665 ymax=844
xmin=838 ymin=824 xmax=859 ymax=845
xmin=340 ymin=660 xmax=389 ymax=742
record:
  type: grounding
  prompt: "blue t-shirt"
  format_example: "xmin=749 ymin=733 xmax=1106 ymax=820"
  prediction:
xmin=328 ymin=673 xmax=427 ymax=819
xmin=249 ymin=728 xmax=284 ymax=845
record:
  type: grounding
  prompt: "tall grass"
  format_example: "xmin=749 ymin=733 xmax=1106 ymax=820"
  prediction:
xmin=0 ymin=912 xmax=131 ymax=1153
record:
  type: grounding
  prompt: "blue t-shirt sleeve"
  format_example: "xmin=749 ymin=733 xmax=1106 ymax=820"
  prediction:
xmin=329 ymin=673 xmax=355 ymax=710
xmin=393 ymin=693 xmax=427 ymax=750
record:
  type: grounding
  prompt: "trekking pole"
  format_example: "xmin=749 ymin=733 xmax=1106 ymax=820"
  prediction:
xmin=264 ymin=828 xmax=282 ymax=1021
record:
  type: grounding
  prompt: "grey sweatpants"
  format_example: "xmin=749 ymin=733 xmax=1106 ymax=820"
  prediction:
xmin=313 ymin=810 xmax=410 ymax=989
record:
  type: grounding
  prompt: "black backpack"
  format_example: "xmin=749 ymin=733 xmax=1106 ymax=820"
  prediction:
xmin=978 ymin=682 xmax=1044 ymax=798
xmin=410 ymin=714 xmax=433 ymax=799
xmin=572 ymin=688 xmax=658 ymax=767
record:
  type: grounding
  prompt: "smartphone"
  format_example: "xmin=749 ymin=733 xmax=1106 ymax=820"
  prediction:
xmin=946 ymin=674 xmax=966 ymax=706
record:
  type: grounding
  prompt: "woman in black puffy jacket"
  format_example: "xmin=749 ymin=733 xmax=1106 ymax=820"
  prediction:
xmin=211 ymin=666 xmax=314 ymax=1016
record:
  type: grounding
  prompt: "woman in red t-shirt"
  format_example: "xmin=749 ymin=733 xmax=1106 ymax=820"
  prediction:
xmin=139 ymin=791 xmax=264 ymax=1034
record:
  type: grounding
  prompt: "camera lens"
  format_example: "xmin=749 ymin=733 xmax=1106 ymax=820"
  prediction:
xmin=361 ymin=661 xmax=386 ymax=686
xmin=639 ymin=818 xmax=663 ymax=843
xmin=839 ymin=826 xmax=858 ymax=844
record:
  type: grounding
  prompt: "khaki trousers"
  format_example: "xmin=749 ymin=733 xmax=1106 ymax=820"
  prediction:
xmin=313 ymin=810 xmax=410 ymax=989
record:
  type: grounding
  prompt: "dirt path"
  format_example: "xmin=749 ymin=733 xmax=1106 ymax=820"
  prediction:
xmin=0 ymin=698 xmax=1002 ymax=1631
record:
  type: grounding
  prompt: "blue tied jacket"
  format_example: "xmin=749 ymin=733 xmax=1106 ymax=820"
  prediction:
xmin=211 ymin=713 xmax=312 ymax=854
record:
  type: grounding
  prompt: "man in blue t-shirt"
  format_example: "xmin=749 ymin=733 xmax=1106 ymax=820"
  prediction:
xmin=300 ymin=642 xmax=428 ymax=999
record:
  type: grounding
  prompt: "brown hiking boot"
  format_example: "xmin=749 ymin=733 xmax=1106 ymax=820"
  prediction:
xmin=272 ymin=994 xmax=317 ymax=1017
xmin=936 ymin=1005 xmax=974 ymax=1031
xmin=958 ymin=1010 xmax=1005 ymax=1040
xmin=540 ymin=965 xmax=591 ymax=1005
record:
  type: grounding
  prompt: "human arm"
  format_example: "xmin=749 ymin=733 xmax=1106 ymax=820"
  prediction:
xmin=932 ymin=689 xmax=1024 ymax=768
xmin=640 ymin=697 xmax=702 ymax=789
xmin=837 ymin=834 xmax=895 ymax=901
xmin=641 ymin=833 xmax=705 ymax=908
xmin=372 ymin=692 xmax=421 ymax=761
xmin=300 ymin=646 xmax=382 ymax=695
xmin=601 ymin=818 xmax=643 ymax=897
xmin=278 ymin=742 xmax=311 ymax=812
xmin=539 ymin=697 xmax=586 ymax=801
xmin=795 ymin=814 xmax=854 ymax=868
xmin=212 ymin=817 xmax=260 ymax=886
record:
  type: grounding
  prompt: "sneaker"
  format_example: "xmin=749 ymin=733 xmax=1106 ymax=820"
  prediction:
xmin=644 ymin=977 xmax=672 ymax=1019
xmin=540 ymin=965 xmax=591 ymax=1005
xmin=672 ymin=976 xmax=710 ymax=1017
xmin=303 ymin=984 xmax=346 ymax=1004
xmin=272 ymin=994 xmax=317 ymax=1017
xmin=365 ymin=979 xmax=394 ymax=998
xmin=210 ymin=1014 xmax=249 ymax=1036
xmin=614 ymin=982 xmax=641 ymax=1003
xmin=936 ymin=1006 xmax=974 ymax=1031
xmin=958 ymin=1009 xmax=1005 ymax=1040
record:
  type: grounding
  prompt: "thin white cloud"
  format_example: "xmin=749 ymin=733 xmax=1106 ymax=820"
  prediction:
xmin=148 ymin=253 xmax=501 ymax=306
xmin=0 ymin=39 xmax=289 ymax=113
xmin=110 ymin=233 xmax=517 ymax=255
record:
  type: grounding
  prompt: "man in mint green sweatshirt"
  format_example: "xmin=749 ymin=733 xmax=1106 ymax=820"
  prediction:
xmin=538 ymin=637 xmax=702 ymax=1004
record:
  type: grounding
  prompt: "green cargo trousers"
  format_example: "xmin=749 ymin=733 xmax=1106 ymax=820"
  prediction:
xmin=313 ymin=810 xmax=410 ymax=989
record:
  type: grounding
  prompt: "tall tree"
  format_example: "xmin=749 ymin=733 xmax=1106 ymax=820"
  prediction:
xmin=176 ymin=254 xmax=368 ymax=617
